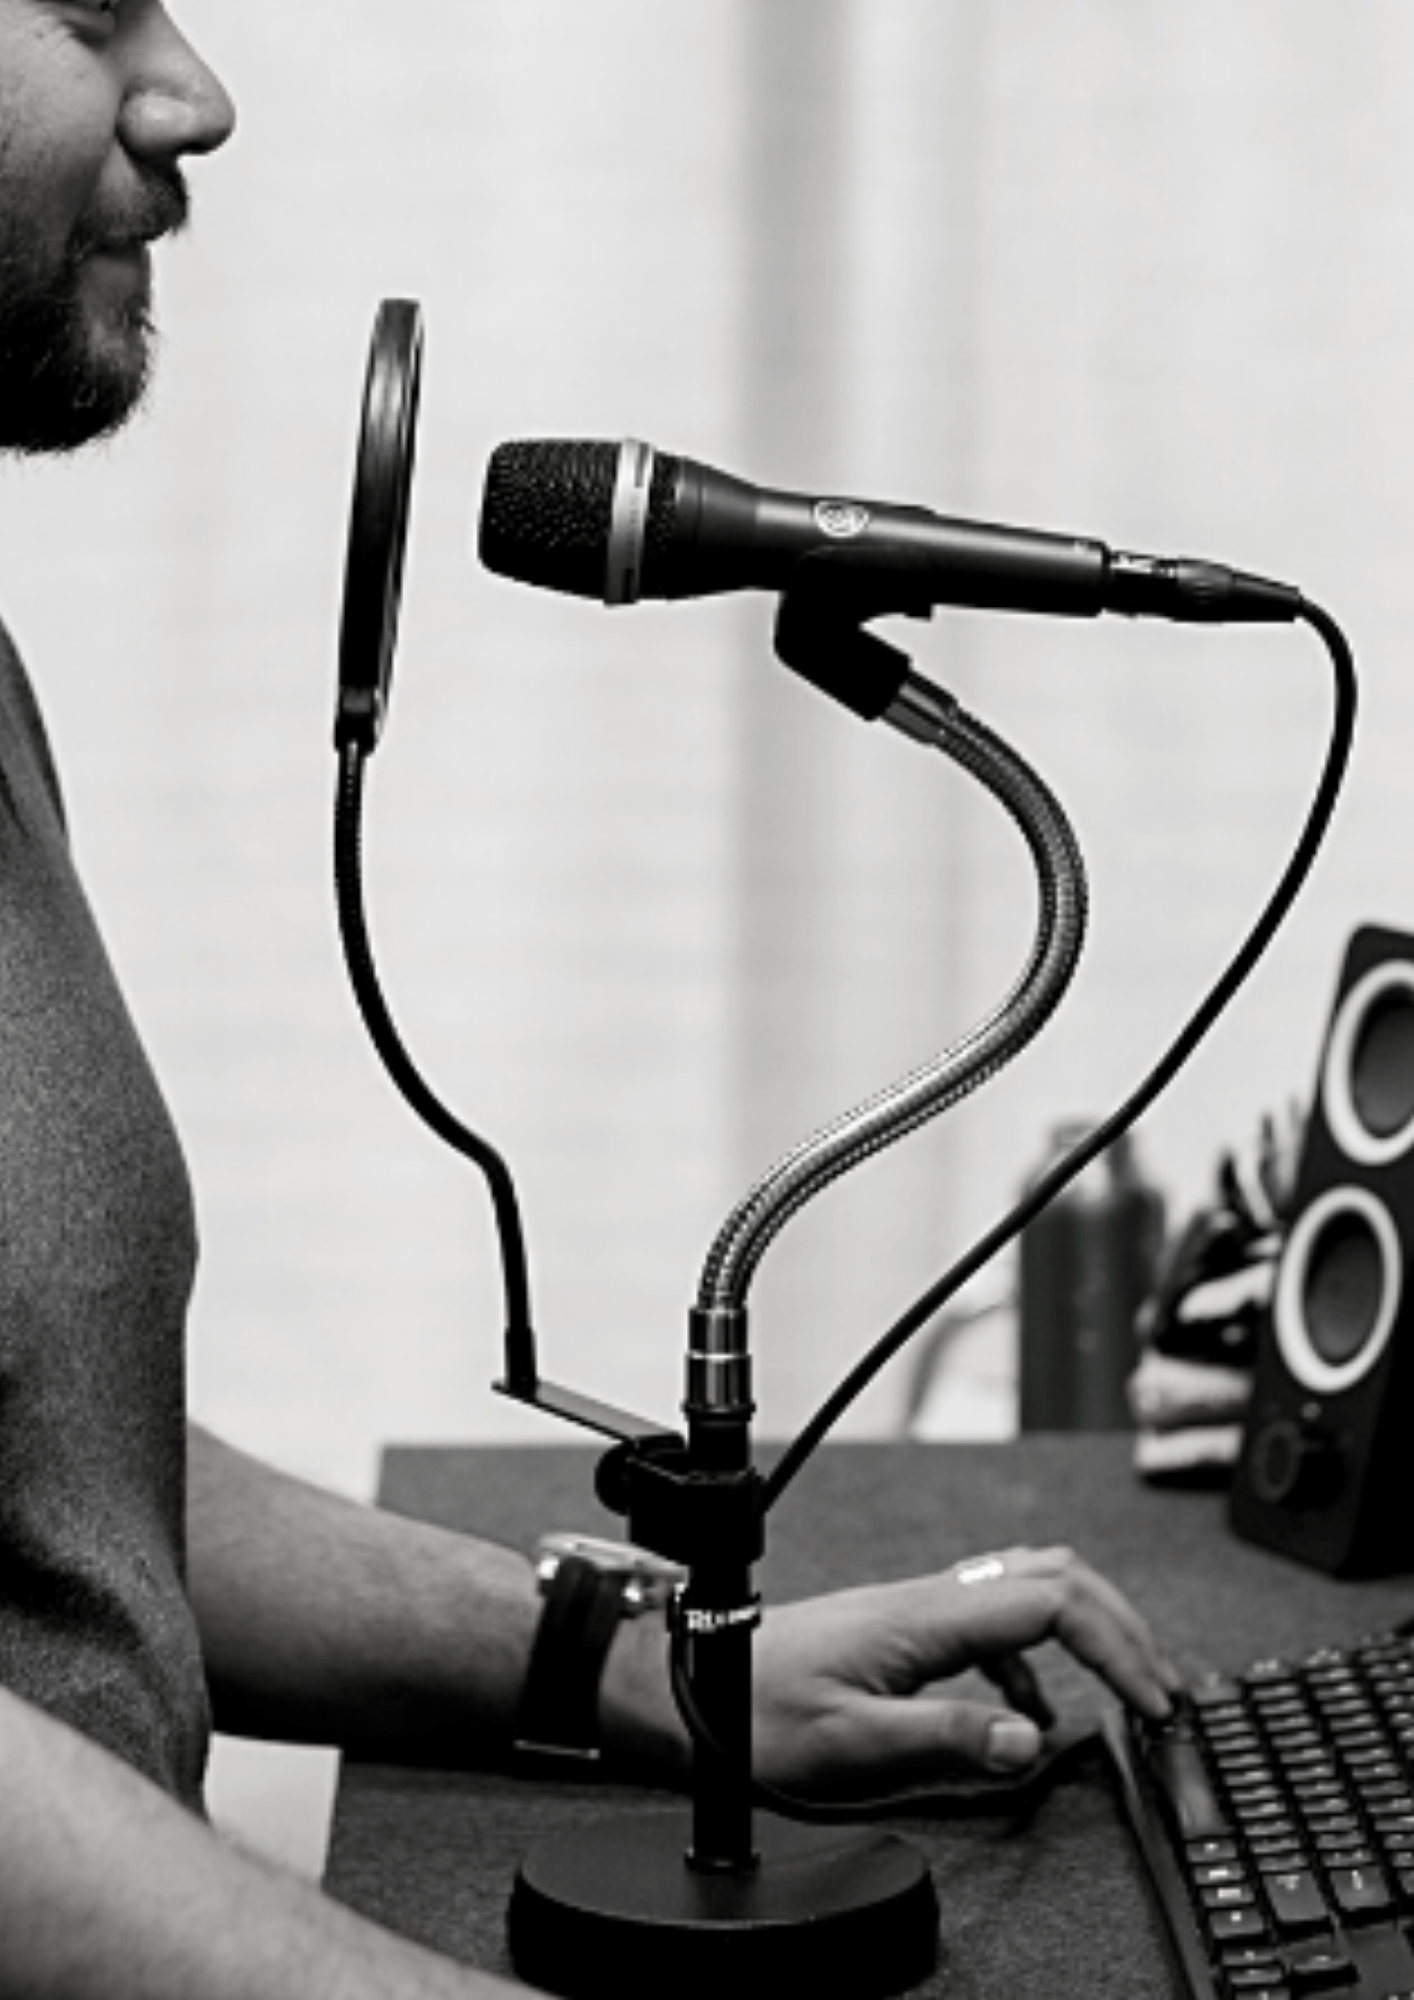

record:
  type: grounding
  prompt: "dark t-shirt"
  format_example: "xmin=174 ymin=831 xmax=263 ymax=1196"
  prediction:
xmin=0 ymin=621 xmax=209 ymax=1808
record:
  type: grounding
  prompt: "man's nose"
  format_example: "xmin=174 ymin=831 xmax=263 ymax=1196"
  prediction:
xmin=118 ymin=8 xmax=237 ymax=165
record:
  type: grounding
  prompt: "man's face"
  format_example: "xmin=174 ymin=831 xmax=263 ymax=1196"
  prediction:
xmin=0 ymin=1 xmax=235 ymax=454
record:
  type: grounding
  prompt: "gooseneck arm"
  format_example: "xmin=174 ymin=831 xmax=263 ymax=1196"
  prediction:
xmin=697 ymin=671 xmax=1089 ymax=1313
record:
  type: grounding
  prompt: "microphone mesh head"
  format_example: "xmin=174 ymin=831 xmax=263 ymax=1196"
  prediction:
xmin=479 ymin=439 xmax=681 ymax=600
xmin=480 ymin=440 xmax=614 ymax=598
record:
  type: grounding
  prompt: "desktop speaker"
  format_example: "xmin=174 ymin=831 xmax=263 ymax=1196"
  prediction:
xmin=1230 ymin=923 xmax=1414 ymax=1577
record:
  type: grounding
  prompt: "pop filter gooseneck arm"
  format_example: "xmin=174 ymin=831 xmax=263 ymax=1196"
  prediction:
xmin=332 ymin=300 xmax=537 ymax=1366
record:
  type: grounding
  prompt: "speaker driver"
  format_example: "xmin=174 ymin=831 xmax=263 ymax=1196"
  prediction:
xmin=1274 ymin=1184 xmax=1401 ymax=1395
xmin=1323 ymin=961 xmax=1414 ymax=1166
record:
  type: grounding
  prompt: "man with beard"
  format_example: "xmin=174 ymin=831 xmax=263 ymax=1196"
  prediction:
xmin=0 ymin=5 xmax=1181 ymax=1995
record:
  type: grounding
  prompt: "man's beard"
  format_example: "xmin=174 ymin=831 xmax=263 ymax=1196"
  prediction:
xmin=0 ymin=163 xmax=189 ymax=456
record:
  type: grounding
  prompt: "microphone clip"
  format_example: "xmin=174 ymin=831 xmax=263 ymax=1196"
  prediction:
xmin=773 ymin=548 xmax=936 ymax=722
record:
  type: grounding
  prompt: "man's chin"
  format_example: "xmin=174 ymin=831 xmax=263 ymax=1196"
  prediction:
xmin=0 ymin=300 xmax=154 ymax=455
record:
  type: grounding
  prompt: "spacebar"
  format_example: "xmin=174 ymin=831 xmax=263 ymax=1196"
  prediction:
xmin=1147 ymin=1734 xmax=1229 ymax=1842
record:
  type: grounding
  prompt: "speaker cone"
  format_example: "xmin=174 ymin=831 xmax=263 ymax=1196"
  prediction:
xmin=1274 ymin=1184 xmax=1401 ymax=1394
xmin=1322 ymin=962 xmax=1414 ymax=1166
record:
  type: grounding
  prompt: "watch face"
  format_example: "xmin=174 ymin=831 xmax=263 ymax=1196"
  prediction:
xmin=534 ymin=1533 xmax=685 ymax=1613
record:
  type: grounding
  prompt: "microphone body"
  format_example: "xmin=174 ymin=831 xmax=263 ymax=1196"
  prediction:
xmin=479 ymin=438 xmax=1303 ymax=627
xmin=622 ymin=445 xmax=1109 ymax=615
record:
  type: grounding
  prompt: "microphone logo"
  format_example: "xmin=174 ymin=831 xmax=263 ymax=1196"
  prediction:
xmin=814 ymin=499 xmax=871 ymax=541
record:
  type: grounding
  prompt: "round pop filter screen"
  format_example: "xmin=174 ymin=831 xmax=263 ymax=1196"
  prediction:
xmin=335 ymin=299 xmax=424 ymax=752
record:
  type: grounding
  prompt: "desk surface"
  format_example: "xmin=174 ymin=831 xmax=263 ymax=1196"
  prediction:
xmin=323 ymin=1438 xmax=1414 ymax=1997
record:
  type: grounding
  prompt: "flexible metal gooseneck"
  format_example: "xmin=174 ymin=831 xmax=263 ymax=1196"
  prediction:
xmin=697 ymin=676 xmax=1088 ymax=1313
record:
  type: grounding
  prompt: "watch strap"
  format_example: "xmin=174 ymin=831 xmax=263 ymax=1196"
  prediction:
xmin=512 ymin=1553 xmax=629 ymax=1766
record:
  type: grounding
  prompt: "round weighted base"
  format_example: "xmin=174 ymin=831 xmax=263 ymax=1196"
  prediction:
xmin=507 ymin=1808 xmax=939 ymax=1997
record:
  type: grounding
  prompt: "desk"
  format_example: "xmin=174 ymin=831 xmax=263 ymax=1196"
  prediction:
xmin=323 ymin=1437 xmax=1414 ymax=1996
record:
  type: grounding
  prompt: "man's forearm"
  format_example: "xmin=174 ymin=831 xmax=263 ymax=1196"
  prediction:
xmin=0 ymin=1681 xmax=528 ymax=1998
xmin=187 ymin=1425 xmax=688 ymax=1775
xmin=187 ymin=1424 xmax=541 ymax=1758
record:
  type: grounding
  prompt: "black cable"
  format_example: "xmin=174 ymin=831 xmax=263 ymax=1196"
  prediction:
xmin=334 ymin=741 xmax=536 ymax=1359
xmin=763 ymin=598 xmax=1358 ymax=1513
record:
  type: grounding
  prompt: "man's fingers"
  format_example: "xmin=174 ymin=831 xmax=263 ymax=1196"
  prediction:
xmin=816 ymin=1694 xmax=1045 ymax=1795
xmin=939 ymin=1546 xmax=1178 ymax=1720
xmin=978 ymin=1650 xmax=1056 ymax=1730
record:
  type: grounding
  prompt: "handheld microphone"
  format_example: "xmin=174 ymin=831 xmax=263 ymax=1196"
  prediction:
xmin=479 ymin=437 xmax=1303 ymax=627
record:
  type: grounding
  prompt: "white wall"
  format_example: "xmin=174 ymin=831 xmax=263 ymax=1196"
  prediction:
xmin=0 ymin=0 xmax=1410 ymax=1505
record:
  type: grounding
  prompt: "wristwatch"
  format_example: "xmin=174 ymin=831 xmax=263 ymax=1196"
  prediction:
xmin=512 ymin=1533 xmax=685 ymax=1769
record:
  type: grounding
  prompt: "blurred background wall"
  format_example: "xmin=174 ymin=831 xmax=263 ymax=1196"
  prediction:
xmin=0 ymin=0 xmax=1411 ymax=1867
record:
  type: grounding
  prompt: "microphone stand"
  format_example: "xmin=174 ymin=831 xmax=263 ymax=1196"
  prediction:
xmin=500 ymin=572 xmax=1091 ymax=1996
xmin=332 ymin=304 xmax=1091 ymax=1996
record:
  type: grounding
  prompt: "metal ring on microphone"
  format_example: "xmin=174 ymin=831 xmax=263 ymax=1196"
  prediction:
xmin=604 ymin=438 xmax=655 ymax=605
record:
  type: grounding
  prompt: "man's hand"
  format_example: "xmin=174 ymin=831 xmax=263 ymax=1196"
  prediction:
xmin=747 ymin=1545 xmax=1181 ymax=1799
xmin=604 ymin=1544 xmax=1180 ymax=1799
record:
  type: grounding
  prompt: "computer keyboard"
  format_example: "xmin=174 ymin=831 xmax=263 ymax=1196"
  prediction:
xmin=1109 ymin=1627 xmax=1414 ymax=1999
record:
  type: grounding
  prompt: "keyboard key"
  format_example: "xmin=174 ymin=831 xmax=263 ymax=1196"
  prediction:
xmin=1328 ymin=1730 xmax=1385 ymax=1755
xmin=1234 ymin=1792 xmax=1288 ymax=1816
xmin=1200 ymin=1712 xmax=1254 ymax=1738
xmin=1192 ymin=1676 xmax=1247 ymax=1708
xmin=1283 ymin=1937 xmax=1356 ymax=1990
xmin=1253 ymin=1850 xmax=1308 ymax=1876
xmin=1221 ymin=1752 xmax=1277 ymax=1776
xmin=1327 ymin=1862 xmax=1393 ymax=1920
xmin=1245 ymin=1660 xmax=1298 ymax=1686
xmin=1209 ymin=1726 xmax=1265 ymax=1751
xmin=1354 ymin=1636 xmax=1408 ymax=1661
xmin=1261 ymin=1870 xmax=1330 ymax=1935
xmin=1221 ymin=1946 xmax=1285 ymax=1971
xmin=1314 ymin=1844 xmax=1374 ymax=1869
xmin=1280 ymin=1748 xmax=1338 ymax=1772
xmin=1353 ymin=1774 xmax=1409 ymax=1795
xmin=1296 ymin=1781 xmax=1356 ymax=1806
xmin=1205 ymin=1884 xmax=1257 ymax=1912
xmin=1195 ymin=1861 xmax=1250 ymax=1886
xmin=1208 ymin=1905 xmax=1269 ymax=1943
xmin=1268 ymin=1727 xmax=1324 ymax=1751
xmin=1150 ymin=1735 xmax=1231 ymax=1840
xmin=1190 ymin=1838 xmax=1241 ymax=1863
xmin=1341 ymin=1741 xmax=1395 ymax=1764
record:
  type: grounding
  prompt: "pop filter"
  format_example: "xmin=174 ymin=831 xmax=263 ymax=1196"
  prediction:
xmin=335 ymin=298 xmax=424 ymax=752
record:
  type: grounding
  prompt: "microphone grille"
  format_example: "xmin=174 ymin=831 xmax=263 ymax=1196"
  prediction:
xmin=480 ymin=439 xmax=680 ymax=600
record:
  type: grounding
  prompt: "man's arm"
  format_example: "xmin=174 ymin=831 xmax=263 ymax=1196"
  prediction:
xmin=187 ymin=1424 xmax=1178 ymax=1797
xmin=0 ymin=1681 xmax=532 ymax=1998
xmin=187 ymin=1422 xmax=676 ymax=1765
